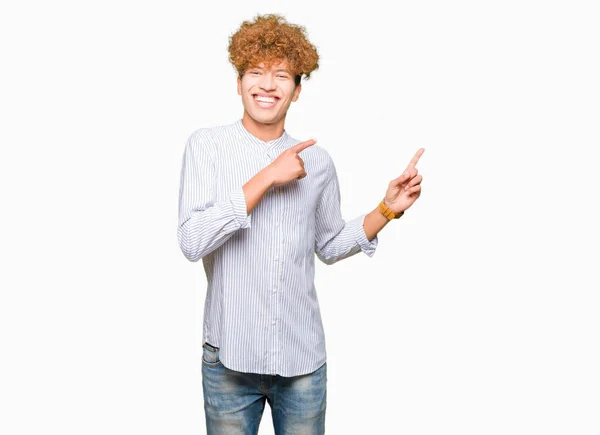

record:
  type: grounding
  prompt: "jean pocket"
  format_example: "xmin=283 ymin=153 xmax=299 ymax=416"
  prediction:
xmin=202 ymin=342 xmax=222 ymax=366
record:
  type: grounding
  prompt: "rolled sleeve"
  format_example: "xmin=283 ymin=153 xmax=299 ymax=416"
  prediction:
xmin=229 ymin=185 xmax=252 ymax=229
xmin=314 ymin=156 xmax=378 ymax=264
xmin=354 ymin=213 xmax=378 ymax=258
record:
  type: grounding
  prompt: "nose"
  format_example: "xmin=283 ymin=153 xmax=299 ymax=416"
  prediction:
xmin=259 ymin=73 xmax=276 ymax=91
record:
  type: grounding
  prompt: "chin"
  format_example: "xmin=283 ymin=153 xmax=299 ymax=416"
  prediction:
xmin=249 ymin=113 xmax=279 ymax=125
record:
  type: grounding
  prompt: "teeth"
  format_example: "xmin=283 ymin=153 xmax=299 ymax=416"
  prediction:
xmin=255 ymin=96 xmax=276 ymax=103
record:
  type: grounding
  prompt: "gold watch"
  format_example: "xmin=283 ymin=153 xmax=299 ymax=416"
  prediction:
xmin=378 ymin=199 xmax=404 ymax=220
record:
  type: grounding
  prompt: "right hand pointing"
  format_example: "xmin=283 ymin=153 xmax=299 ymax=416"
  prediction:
xmin=265 ymin=139 xmax=316 ymax=187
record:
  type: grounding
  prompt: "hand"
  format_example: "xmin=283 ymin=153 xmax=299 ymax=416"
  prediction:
xmin=384 ymin=148 xmax=425 ymax=213
xmin=265 ymin=139 xmax=316 ymax=187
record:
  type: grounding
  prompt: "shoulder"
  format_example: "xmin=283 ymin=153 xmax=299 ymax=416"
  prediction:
xmin=185 ymin=123 xmax=232 ymax=157
xmin=186 ymin=127 xmax=211 ymax=147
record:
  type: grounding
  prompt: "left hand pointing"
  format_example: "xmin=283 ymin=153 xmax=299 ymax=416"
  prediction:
xmin=384 ymin=148 xmax=425 ymax=214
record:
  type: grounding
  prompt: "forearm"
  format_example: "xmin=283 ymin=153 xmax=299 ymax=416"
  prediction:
xmin=178 ymin=169 xmax=274 ymax=262
xmin=242 ymin=167 xmax=274 ymax=214
xmin=178 ymin=186 xmax=251 ymax=261
xmin=363 ymin=204 xmax=392 ymax=241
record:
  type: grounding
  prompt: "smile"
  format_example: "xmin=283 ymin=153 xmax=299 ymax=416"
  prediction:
xmin=253 ymin=94 xmax=279 ymax=108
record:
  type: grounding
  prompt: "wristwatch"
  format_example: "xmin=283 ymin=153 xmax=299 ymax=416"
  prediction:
xmin=378 ymin=199 xmax=404 ymax=220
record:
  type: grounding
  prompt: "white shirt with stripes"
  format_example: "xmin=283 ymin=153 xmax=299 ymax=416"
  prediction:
xmin=177 ymin=119 xmax=378 ymax=376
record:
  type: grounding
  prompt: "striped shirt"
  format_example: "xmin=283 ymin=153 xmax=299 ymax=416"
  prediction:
xmin=177 ymin=119 xmax=378 ymax=377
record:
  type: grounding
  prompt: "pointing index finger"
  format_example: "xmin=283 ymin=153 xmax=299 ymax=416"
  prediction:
xmin=292 ymin=139 xmax=316 ymax=154
xmin=405 ymin=148 xmax=425 ymax=171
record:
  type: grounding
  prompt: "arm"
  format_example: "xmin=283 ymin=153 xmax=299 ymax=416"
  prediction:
xmin=242 ymin=168 xmax=274 ymax=215
xmin=314 ymin=158 xmax=378 ymax=265
xmin=314 ymin=147 xmax=426 ymax=265
xmin=177 ymin=130 xmax=272 ymax=262
xmin=363 ymin=206 xmax=392 ymax=241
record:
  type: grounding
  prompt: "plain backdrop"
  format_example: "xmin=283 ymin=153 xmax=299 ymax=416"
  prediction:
xmin=1 ymin=0 xmax=599 ymax=434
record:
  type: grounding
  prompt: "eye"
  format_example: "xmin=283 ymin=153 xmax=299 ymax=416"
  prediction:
xmin=277 ymin=74 xmax=289 ymax=79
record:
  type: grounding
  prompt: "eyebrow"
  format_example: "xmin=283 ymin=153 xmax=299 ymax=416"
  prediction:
xmin=251 ymin=66 xmax=291 ymax=74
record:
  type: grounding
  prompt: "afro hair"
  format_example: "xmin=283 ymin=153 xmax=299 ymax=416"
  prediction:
xmin=228 ymin=14 xmax=320 ymax=85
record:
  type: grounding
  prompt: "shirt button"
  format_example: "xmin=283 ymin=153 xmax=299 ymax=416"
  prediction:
xmin=275 ymin=221 xmax=280 ymax=227
xmin=272 ymin=288 xmax=277 ymax=293
xmin=272 ymin=320 xmax=276 ymax=325
xmin=274 ymin=255 xmax=279 ymax=261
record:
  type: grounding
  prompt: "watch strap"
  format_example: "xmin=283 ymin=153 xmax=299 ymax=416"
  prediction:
xmin=378 ymin=199 xmax=404 ymax=220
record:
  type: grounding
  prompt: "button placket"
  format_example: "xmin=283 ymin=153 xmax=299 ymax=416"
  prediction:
xmin=274 ymin=200 xmax=284 ymax=374
xmin=267 ymin=164 xmax=283 ymax=374
xmin=272 ymin=164 xmax=286 ymax=373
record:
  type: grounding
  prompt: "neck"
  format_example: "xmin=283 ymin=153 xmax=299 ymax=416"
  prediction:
xmin=241 ymin=112 xmax=285 ymax=142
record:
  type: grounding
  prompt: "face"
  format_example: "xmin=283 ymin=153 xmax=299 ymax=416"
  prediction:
xmin=237 ymin=59 xmax=302 ymax=127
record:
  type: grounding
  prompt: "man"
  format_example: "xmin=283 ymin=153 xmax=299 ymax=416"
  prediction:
xmin=177 ymin=13 xmax=424 ymax=434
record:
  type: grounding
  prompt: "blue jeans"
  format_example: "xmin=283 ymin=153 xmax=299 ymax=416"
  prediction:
xmin=201 ymin=342 xmax=327 ymax=434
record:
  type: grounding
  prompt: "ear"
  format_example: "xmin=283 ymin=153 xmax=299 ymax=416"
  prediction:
xmin=292 ymin=83 xmax=302 ymax=102
xmin=237 ymin=77 xmax=242 ymax=96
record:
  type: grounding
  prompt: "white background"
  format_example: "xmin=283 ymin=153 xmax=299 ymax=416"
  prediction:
xmin=1 ymin=0 xmax=599 ymax=434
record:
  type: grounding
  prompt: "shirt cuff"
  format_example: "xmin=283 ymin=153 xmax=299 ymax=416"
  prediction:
xmin=355 ymin=213 xmax=378 ymax=257
xmin=229 ymin=186 xmax=252 ymax=229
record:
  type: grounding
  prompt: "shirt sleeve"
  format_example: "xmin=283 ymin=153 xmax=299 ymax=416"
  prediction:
xmin=314 ymin=157 xmax=378 ymax=265
xmin=177 ymin=129 xmax=251 ymax=262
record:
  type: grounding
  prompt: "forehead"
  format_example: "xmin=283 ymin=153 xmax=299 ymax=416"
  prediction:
xmin=250 ymin=59 xmax=291 ymax=72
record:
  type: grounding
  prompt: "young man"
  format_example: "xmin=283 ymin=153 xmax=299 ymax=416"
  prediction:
xmin=177 ymin=14 xmax=424 ymax=434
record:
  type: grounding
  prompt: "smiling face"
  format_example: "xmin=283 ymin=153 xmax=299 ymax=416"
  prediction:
xmin=237 ymin=59 xmax=302 ymax=132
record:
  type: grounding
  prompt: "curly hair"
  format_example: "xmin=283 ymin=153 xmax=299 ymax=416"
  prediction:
xmin=228 ymin=14 xmax=320 ymax=86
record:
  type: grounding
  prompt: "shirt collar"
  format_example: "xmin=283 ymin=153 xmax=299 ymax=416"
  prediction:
xmin=234 ymin=119 xmax=290 ymax=152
